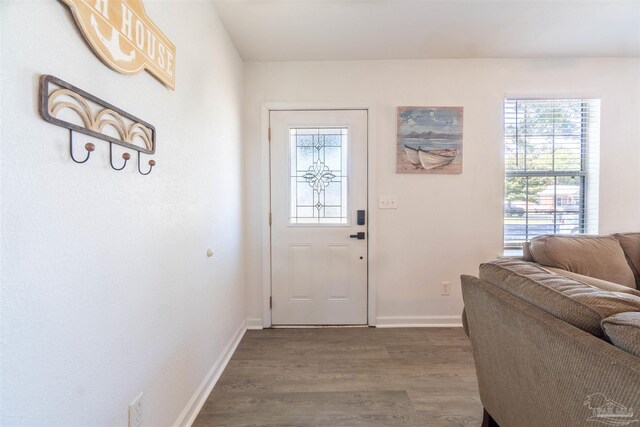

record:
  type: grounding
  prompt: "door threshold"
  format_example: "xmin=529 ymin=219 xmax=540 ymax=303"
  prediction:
xmin=270 ymin=324 xmax=369 ymax=329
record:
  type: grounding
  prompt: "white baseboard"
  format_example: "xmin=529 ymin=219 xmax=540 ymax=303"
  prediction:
xmin=246 ymin=318 xmax=263 ymax=329
xmin=173 ymin=321 xmax=247 ymax=427
xmin=375 ymin=315 xmax=462 ymax=328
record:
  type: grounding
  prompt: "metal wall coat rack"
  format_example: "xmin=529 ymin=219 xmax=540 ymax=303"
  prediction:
xmin=39 ymin=75 xmax=157 ymax=175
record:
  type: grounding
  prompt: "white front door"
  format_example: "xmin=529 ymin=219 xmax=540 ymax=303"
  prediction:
xmin=270 ymin=110 xmax=368 ymax=325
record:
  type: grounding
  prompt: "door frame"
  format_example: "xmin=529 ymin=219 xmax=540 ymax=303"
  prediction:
xmin=260 ymin=102 xmax=377 ymax=327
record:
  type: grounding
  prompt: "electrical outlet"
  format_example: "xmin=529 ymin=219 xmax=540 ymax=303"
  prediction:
xmin=441 ymin=281 xmax=451 ymax=296
xmin=379 ymin=196 xmax=398 ymax=209
xmin=129 ymin=393 xmax=143 ymax=427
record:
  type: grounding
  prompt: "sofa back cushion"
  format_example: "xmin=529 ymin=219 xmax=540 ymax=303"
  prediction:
xmin=522 ymin=241 xmax=535 ymax=262
xmin=479 ymin=258 xmax=640 ymax=338
xmin=529 ymin=235 xmax=636 ymax=289
xmin=614 ymin=233 xmax=640 ymax=288
xmin=601 ymin=312 xmax=640 ymax=358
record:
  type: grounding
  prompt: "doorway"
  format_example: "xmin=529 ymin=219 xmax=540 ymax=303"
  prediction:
xmin=269 ymin=109 xmax=368 ymax=325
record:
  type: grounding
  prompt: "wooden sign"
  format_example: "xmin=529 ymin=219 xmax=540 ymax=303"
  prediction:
xmin=61 ymin=0 xmax=176 ymax=89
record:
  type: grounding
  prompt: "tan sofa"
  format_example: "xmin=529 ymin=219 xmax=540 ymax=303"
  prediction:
xmin=461 ymin=233 xmax=640 ymax=427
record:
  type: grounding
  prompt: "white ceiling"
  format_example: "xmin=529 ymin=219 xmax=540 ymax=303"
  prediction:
xmin=212 ymin=0 xmax=640 ymax=61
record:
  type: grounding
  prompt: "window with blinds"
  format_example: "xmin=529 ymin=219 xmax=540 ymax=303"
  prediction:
xmin=503 ymin=98 xmax=600 ymax=252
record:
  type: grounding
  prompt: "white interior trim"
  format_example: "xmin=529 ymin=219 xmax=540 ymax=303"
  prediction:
xmin=260 ymin=102 xmax=377 ymax=327
xmin=172 ymin=321 xmax=247 ymax=427
xmin=366 ymin=107 xmax=378 ymax=326
xmin=260 ymin=104 xmax=272 ymax=327
xmin=246 ymin=318 xmax=264 ymax=330
xmin=375 ymin=315 xmax=462 ymax=328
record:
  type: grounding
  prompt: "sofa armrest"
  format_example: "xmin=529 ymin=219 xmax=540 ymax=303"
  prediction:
xmin=461 ymin=274 xmax=640 ymax=427
xmin=462 ymin=308 xmax=469 ymax=338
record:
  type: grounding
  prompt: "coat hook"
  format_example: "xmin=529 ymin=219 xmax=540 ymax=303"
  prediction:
xmin=69 ymin=129 xmax=95 ymax=164
xmin=109 ymin=143 xmax=131 ymax=171
xmin=137 ymin=151 xmax=156 ymax=175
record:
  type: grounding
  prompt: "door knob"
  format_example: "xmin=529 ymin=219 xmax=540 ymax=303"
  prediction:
xmin=349 ymin=232 xmax=365 ymax=240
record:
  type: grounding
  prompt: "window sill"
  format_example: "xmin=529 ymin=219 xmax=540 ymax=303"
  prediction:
xmin=503 ymin=249 xmax=523 ymax=257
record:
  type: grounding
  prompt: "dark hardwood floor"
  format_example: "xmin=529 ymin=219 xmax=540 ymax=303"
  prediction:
xmin=193 ymin=327 xmax=482 ymax=426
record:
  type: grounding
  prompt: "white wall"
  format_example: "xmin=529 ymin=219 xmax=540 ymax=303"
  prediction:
xmin=1 ymin=1 xmax=244 ymax=425
xmin=244 ymin=58 xmax=640 ymax=326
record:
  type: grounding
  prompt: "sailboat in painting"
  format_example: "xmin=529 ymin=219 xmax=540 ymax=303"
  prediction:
xmin=403 ymin=144 xmax=422 ymax=166
xmin=403 ymin=144 xmax=457 ymax=170
xmin=418 ymin=148 xmax=457 ymax=170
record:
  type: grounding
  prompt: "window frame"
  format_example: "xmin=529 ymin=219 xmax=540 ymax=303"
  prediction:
xmin=503 ymin=98 xmax=594 ymax=251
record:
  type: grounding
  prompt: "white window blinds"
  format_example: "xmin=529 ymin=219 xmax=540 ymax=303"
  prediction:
xmin=503 ymin=98 xmax=600 ymax=251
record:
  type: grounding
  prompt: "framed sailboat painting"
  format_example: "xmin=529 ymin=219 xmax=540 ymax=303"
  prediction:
xmin=397 ymin=106 xmax=463 ymax=174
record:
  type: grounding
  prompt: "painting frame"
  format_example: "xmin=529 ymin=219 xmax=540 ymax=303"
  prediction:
xmin=396 ymin=106 xmax=464 ymax=174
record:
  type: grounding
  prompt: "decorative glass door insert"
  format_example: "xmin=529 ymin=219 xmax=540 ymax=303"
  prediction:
xmin=289 ymin=127 xmax=348 ymax=224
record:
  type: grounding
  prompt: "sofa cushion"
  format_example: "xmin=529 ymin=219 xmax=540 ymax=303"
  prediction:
xmin=614 ymin=233 xmax=640 ymax=288
xmin=529 ymin=235 xmax=636 ymax=289
xmin=601 ymin=312 xmax=640 ymax=358
xmin=540 ymin=266 xmax=640 ymax=297
xmin=522 ymin=241 xmax=534 ymax=262
xmin=479 ymin=258 xmax=640 ymax=338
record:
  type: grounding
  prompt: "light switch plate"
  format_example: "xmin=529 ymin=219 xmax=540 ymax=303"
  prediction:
xmin=379 ymin=196 xmax=398 ymax=209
